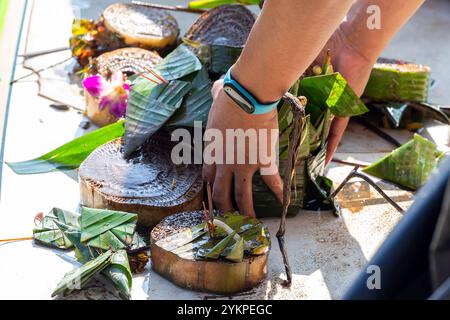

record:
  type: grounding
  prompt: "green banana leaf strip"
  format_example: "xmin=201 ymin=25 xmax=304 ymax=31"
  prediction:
xmin=156 ymin=44 xmax=202 ymax=81
xmin=167 ymin=67 xmax=213 ymax=127
xmin=363 ymin=134 xmax=444 ymax=190
xmin=188 ymin=0 xmax=260 ymax=9
xmin=300 ymin=73 xmax=368 ymax=118
xmin=124 ymin=80 xmax=192 ymax=157
xmin=33 ymin=208 xmax=81 ymax=250
xmin=80 ymin=207 xmax=137 ymax=251
xmin=197 ymin=231 xmax=236 ymax=260
xmin=52 ymin=250 xmax=113 ymax=298
xmin=209 ymin=45 xmax=243 ymax=75
xmin=102 ymin=250 xmax=133 ymax=300
xmin=222 ymin=237 xmax=244 ymax=263
xmin=6 ymin=120 xmax=125 ymax=175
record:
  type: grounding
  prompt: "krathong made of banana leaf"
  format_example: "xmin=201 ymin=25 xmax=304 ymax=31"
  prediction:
xmin=7 ymin=120 xmax=125 ymax=175
xmin=183 ymin=4 xmax=255 ymax=75
xmin=124 ymin=44 xmax=212 ymax=156
xmin=156 ymin=212 xmax=270 ymax=263
xmin=363 ymin=134 xmax=447 ymax=190
xmin=253 ymin=57 xmax=369 ymax=217
xmin=364 ymin=58 xmax=431 ymax=103
xmin=33 ymin=207 xmax=144 ymax=299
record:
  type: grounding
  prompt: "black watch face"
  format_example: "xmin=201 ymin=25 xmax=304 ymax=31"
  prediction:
xmin=223 ymin=84 xmax=255 ymax=114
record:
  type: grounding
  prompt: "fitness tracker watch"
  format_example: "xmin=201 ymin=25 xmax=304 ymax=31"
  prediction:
xmin=223 ymin=68 xmax=280 ymax=115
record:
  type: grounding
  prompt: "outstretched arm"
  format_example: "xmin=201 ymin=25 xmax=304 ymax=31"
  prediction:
xmin=204 ymin=0 xmax=354 ymax=217
xmin=325 ymin=0 xmax=425 ymax=164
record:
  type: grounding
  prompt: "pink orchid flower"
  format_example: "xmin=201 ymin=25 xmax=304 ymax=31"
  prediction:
xmin=83 ymin=71 xmax=130 ymax=118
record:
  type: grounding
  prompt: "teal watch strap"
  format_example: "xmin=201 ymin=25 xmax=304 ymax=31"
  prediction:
xmin=223 ymin=69 xmax=280 ymax=115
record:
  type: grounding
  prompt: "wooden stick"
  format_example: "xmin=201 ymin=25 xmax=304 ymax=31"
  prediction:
xmin=207 ymin=182 xmax=214 ymax=222
xmin=131 ymin=1 xmax=206 ymax=14
xmin=0 ymin=237 xmax=33 ymax=243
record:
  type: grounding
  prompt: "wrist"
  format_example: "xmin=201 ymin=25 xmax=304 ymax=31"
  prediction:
xmin=231 ymin=62 xmax=285 ymax=104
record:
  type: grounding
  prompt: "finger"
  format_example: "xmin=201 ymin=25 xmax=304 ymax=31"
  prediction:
xmin=212 ymin=167 xmax=234 ymax=212
xmin=325 ymin=117 xmax=349 ymax=165
xmin=261 ymin=171 xmax=284 ymax=204
xmin=234 ymin=170 xmax=256 ymax=217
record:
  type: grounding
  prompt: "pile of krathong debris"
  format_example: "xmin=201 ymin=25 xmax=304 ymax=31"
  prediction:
xmin=33 ymin=207 xmax=149 ymax=299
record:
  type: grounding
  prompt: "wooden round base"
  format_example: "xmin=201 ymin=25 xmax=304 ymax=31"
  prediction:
xmin=151 ymin=212 xmax=269 ymax=294
xmin=79 ymin=138 xmax=203 ymax=228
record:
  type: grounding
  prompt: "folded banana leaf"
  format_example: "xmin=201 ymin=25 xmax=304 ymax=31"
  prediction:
xmin=124 ymin=80 xmax=192 ymax=157
xmin=33 ymin=208 xmax=81 ymax=249
xmin=299 ymin=73 xmax=369 ymax=118
xmin=364 ymin=58 xmax=431 ymax=102
xmin=6 ymin=120 xmax=125 ymax=175
xmin=52 ymin=250 xmax=113 ymax=298
xmin=188 ymin=0 xmax=260 ymax=9
xmin=363 ymin=134 xmax=445 ymax=190
xmin=155 ymin=44 xmax=202 ymax=81
xmin=158 ymin=212 xmax=270 ymax=262
xmin=35 ymin=208 xmax=138 ymax=299
xmin=80 ymin=207 xmax=137 ymax=251
xmin=102 ymin=250 xmax=133 ymax=300
xmin=167 ymin=67 xmax=213 ymax=127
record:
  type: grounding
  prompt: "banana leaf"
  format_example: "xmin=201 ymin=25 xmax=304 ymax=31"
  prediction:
xmin=52 ymin=250 xmax=113 ymax=298
xmin=363 ymin=58 xmax=430 ymax=102
xmin=167 ymin=67 xmax=213 ymax=127
xmin=102 ymin=250 xmax=133 ymax=300
xmin=222 ymin=237 xmax=244 ymax=263
xmin=6 ymin=120 xmax=125 ymax=175
xmin=155 ymin=44 xmax=202 ymax=81
xmin=188 ymin=0 xmax=260 ymax=9
xmin=160 ymin=213 xmax=270 ymax=262
xmin=363 ymin=134 xmax=444 ymax=190
xmin=197 ymin=232 xmax=236 ymax=260
xmin=33 ymin=208 xmax=81 ymax=249
xmin=80 ymin=207 xmax=137 ymax=251
xmin=124 ymin=80 xmax=192 ymax=157
xmin=299 ymin=73 xmax=368 ymax=118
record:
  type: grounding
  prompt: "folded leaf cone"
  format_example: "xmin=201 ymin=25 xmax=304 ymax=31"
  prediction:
xmin=363 ymin=134 xmax=445 ymax=190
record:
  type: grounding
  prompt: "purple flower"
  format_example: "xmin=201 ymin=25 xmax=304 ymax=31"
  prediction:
xmin=83 ymin=71 xmax=130 ymax=118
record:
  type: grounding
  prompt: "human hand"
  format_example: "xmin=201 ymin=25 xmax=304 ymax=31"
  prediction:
xmin=202 ymin=80 xmax=283 ymax=217
xmin=316 ymin=28 xmax=376 ymax=164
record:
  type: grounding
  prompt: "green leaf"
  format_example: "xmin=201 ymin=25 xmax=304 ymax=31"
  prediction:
xmin=188 ymin=0 xmax=260 ymax=9
xmin=80 ymin=207 xmax=137 ymax=251
xmin=197 ymin=231 xmax=236 ymax=260
xmin=124 ymin=81 xmax=192 ymax=157
xmin=6 ymin=120 xmax=125 ymax=175
xmin=155 ymin=44 xmax=202 ymax=81
xmin=167 ymin=67 xmax=213 ymax=127
xmin=52 ymin=250 xmax=113 ymax=298
xmin=363 ymin=134 xmax=444 ymax=190
xmin=102 ymin=250 xmax=133 ymax=300
xmin=223 ymin=237 xmax=244 ymax=263
xmin=33 ymin=208 xmax=81 ymax=249
xmin=364 ymin=59 xmax=430 ymax=102
xmin=300 ymin=73 xmax=368 ymax=117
